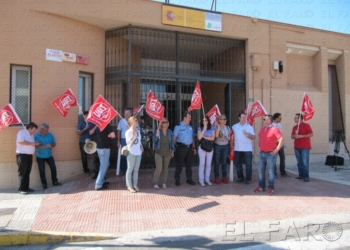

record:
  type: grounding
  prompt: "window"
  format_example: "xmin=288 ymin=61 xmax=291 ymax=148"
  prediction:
xmin=78 ymin=72 xmax=93 ymax=122
xmin=10 ymin=65 xmax=31 ymax=124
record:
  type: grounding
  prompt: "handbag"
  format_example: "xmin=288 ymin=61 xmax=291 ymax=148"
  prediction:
xmin=200 ymin=138 xmax=213 ymax=152
xmin=121 ymin=132 xmax=139 ymax=156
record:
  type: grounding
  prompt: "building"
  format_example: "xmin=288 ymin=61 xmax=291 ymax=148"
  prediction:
xmin=0 ymin=0 xmax=349 ymax=189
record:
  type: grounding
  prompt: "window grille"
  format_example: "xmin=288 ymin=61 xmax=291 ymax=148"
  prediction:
xmin=10 ymin=65 xmax=31 ymax=124
xmin=78 ymin=72 xmax=93 ymax=123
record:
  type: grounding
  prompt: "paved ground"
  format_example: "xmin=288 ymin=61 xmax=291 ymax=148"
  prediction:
xmin=1 ymin=159 xmax=350 ymax=249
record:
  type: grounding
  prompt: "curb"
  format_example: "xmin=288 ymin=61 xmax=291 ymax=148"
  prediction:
xmin=0 ymin=231 xmax=117 ymax=246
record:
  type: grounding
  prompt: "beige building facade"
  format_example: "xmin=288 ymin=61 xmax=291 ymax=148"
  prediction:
xmin=0 ymin=0 xmax=349 ymax=189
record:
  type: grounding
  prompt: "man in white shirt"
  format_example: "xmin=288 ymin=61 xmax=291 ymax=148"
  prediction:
xmin=16 ymin=122 xmax=40 ymax=194
xmin=272 ymin=113 xmax=288 ymax=177
xmin=116 ymin=107 xmax=132 ymax=176
xmin=231 ymin=112 xmax=256 ymax=184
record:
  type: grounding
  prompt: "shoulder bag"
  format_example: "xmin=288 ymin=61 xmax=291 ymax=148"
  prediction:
xmin=200 ymin=138 xmax=213 ymax=152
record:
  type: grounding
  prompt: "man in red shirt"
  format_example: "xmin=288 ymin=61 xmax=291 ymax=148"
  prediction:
xmin=291 ymin=113 xmax=313 ymax=182
xmin=254 ymin=115 xmax=284 ymax=195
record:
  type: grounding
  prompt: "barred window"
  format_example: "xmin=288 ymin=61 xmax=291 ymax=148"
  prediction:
xmin=78 ymin=72 xmax=93 ymax=122
xmin=10 ymin=65 xmax=31 ymax=124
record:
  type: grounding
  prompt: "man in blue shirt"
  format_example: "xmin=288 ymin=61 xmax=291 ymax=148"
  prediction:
xmin=35 ymin=123 xmax=62 ymax=189
xmin=173 ymin=112 xmax=197 ymax=186
xmin=116 ymin=107 xmax=132 ymax=176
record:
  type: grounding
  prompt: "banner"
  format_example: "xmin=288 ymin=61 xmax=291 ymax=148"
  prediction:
xmin=145 ymin=91 xmax=164 ymax=121
xmin=228 ymin=129 xmax=235 ymax=161
xmin=0 ymin=104 xmax=22 ymax=131
xmin=206 ymin=104 xmax=221 ymax=126
xmin=188 ymin=81 xmax=203 ymax=111
xmin=51 ymin=88 xmax=78 ymax=117
xmin=301 ymin=93 xmax=315 ymax=122
xmin=133 ymin=104 xmax=145 ymax=116
xmin=247 ymin=100 xmax=267 ymax=125
xmin=87 ymin=95 xmax=118 ymax=131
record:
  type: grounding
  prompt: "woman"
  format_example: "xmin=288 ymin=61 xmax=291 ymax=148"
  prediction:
xmin=214 ymin=114 xmax=231 ymax=184
xmin=125 ymin=116 xmax=143 ymax=193
xmin=197 ymin=116 xmax=215 ymax=187
xmin=152 ymin=118 xmax=175 ymax=189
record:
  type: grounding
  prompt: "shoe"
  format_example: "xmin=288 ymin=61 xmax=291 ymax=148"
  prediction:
xmin=268 ymin=188 xmax=275 ymax=196
xmin=186 ymin=180 xmax=196 ymax=185
xmin=133 ymin=186 xmax=140 ymax=192
xmin=236 ymin=179 xmax=244 ymax=183
xmin=281 ymin=173 xmax=290 ymax=177
xmin=84 ymin=170 xmax=90 ymax=175
xmin=92 ymin=173 xmax=98 ymax=180
xmin=127 ymin=187 xmax=136 ymax=193
xmin=118 ymin=171 xmax=125 ymax=177
xmin=27 ymin=188 xmax=35 ymax=192
xmin=19 ymin=191 xmax=27 ymax=195
xmin=103 ymin=182 xmax=110 ymax=187
xmin=295 ymin=176 xmax=303 ymax=180
xmin=43 ymin=185 xmax=47 ymax=190
xmin=215 ymin=178 xmax=220 ymax=184
xmin=162 ymin=184 xmax=167 ymax=189
xmin=244 ymin=180 xmax=251 ymax=185
xmin=199 ymin=182 xmax=205 ymax=187
xmin=254 ymin=186 xmax=264 ymax=193
xmin=175 ymin=180 xmax=180 ymax=186
xmin=96 ymin=186 xmax=108 ymax=191
xmin=53 ymin=182 xmax=62 ymax=186
xmin=154 ymin=184 xmax=160 ymax=189
xmin=222 ymin=178 xmax=228 ymax=184
xmin=304 ymin=179 xmax=309 ymax=182
xmin=205 ymin=181 xmax=212 ymax=186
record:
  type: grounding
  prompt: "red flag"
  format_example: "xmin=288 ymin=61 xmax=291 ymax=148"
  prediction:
xmin=188 ymin=81 xmax=203 ymax=111
xmin=206 ymin=104 xmax=221 ymax=126
xmin=228 ymin=129 xmax=235 ymax=161
xmin=247 ymin=100 xmax=267 ymax=125
xmin=244 ymin=103 xmax=254 ymax=125
xmin=301 ymin=93 xmax=315 ymax=122
xmin=0 ymin=104 xmax=22 ymax=131
xmin=133 ymin=104 xmax=145 ymax=116
xmin=51 ymin=88 xmax=78 ymax=117
xmin=87 ymin=95 xmax=118 ymax=131
xmin=145 ymin=91 xmax=164 ymax=121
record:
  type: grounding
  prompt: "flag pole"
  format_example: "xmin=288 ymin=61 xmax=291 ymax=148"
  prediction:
xmin=297 ymin=92 xmax=305 ymax=133
xmin=201 ymin=104 xmax=205 ymax=119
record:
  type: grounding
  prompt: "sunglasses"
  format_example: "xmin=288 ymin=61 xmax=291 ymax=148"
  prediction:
xmin=162 ymin=121 xmax=169 ymax=123
xmin=220 ymin=118 xmax=227 ymax=120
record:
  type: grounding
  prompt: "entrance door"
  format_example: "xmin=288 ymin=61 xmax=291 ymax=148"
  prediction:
xmin=224 ymin=83 xmax=232 ymax=125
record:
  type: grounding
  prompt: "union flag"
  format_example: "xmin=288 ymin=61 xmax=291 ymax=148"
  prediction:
xmin=247 ymin=100 xmax=267 ymax=125
xmin=301 ymin=93 xmax=315 ymax=122
xmin=206 ymin=104 xmax=221 ymax=126
xmin=145 ymin=91 xmax=164 ymax=121
xmin=133 ymin=104 xmax=145 ymax=116
xmin=87 ymin=95 xmax=118 ymax=131
xmin=188 ymin=82 xmax=203 ymax=111
xmin=0 ymin=104 xmax=22 ymax=132
xmin=51 ymin=88 xmax=78 ymax=117
xmin=228 ymin=129 xmax=235 ymax=161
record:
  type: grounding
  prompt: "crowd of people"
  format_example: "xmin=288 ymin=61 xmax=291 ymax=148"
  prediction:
xmin=15 ymin=108 xmax=313 ymax=196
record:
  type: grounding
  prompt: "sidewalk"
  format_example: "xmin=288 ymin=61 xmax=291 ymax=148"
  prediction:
xmin=1 ymin=159 xmax=350 ymax=247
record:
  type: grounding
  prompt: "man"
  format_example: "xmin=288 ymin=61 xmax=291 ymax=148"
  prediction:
xmin=35 ymin=123 xmax=62 ymax=189
xmin=272 ymin=113 xmax=288 ymax=177
xmin=232 ymin=112 xmax=256 ymax=185
xmin=254 ymin=115 xmax=284 ymax=195
xmin=291 ymin=113 xmax=313 ymax=182
xmin=173 ymin=112 xmax=197 ymax=186
xmin=117 ymin=107 xmax=132 ymax=176
xmin=90 ymin=124 xmax=115 ymax=190
xmin=16 ymin=122 xmax=40 ymax=195
xmin=77 ymin=111 xmax=100 ymax=179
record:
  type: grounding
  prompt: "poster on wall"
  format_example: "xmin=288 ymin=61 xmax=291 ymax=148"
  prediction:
xmin=46 ymin=49 xmax=62 ymax=62
xmin=62 ymin=52 xmax=76 ymax=63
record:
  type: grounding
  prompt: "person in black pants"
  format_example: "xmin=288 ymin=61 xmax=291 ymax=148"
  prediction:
xmin=173 ymin=112 xmax=197 ymax=186
xmin=16 ymin=122 xmax=40 ymax=195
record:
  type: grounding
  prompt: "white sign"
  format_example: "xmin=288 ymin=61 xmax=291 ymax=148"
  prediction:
xmin=62 ymin=52 xmax=76 ymax=63
xmin=46 ymin=49 xmax=62 ymax=62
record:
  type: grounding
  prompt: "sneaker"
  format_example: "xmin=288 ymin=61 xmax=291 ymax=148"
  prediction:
xmin=222 ymin=178 xmax=228 ymax=184
xmin=162 ymin=184 xmax=167 ymax=189
xmin=295 ymin=176 xmax=303 ymax=180
xmin=303 ymin=179 xmax=310 ymax=182
xmin=281 ymin=173 xmax=290 ymax=177
xmin=153 ymin=184 xmax=160 ymax=189
xmin=53 ymin=182 xmax=62 ymax=186
xmin=254 ymin=186 xmax=264 ymax=193
xmin=19 ymin=191 xmax=27 ymax=195
xmin=27 ymin=188 xmax=35 ymax=192
xmin=133 ymin=186 xmax=140 ymax=192
xmin=186 ymin=180 xmax=196 ymax=185
xmin=127 ymin=187 xmax=136 ymax=193
xmin=215 ymin=178 xmax=220 ymax=184
xmin=268 ymin=188 xmax=275 ymax=195
xmin=199 ymin=182 xmax=205 ymax=187
xmin=43 ymin=185 xmax=47 ymax=190
xmin=103 ymin=182 xmax=110 ymax=187
xmin=96 ymin=186 xmax=108 ymax=191
xmin=244 ymin=180 xmax=251 ymax=185
xmin=236 ymin=179 xmax=244 ymax=183
xmin=175 ymin=180 xmax=180 ymax=186
xmin=205 ymin=181 xmax=212 ymax=186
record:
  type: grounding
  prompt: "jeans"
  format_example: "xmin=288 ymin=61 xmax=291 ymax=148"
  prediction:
xmin=198 ymin=146 xmax=213 ymax=183
xmin=120 ymin=138 xmax=127 ymax=173
xmin=214 ymin=144 xmax=229 ymax=179
xmin=16 ymin=154 xmax=33 ymax=191
xmin=175 ymin=145 xmax=193 ymax=181
xmin=294 ymin=148 xmax=310 ymax=181
xmin=79 ymin=142 xmax=89 ymax=173
xmin=275 ymin=147 xmax=286 ymax=175
xmin=95 ymin=148 xmax=110 ymax=189
xmin=234 ymin=151 xmax=252 ymax=181
xmin=258 ymin=152 xmax=277 ymax=189
xmin=153 ymin=152 xmax=171 ymax=185
xmin=126 ymin=153 xmax=142 ymax=187
xmin=36 ymin=156 xmax=58 ymax=187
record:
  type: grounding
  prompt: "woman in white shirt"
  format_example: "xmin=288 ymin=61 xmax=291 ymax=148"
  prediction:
xmin=125 ymin=116 xmax=143 ymax=193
